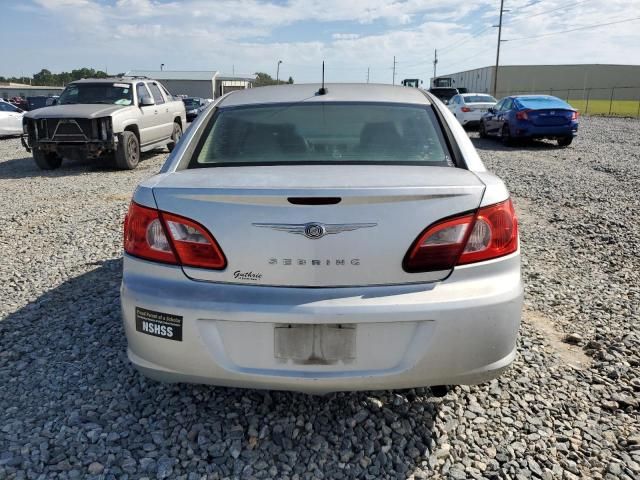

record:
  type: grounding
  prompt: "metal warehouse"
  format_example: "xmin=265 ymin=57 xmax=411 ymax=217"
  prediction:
xmin=125 ymin=70 xmax=256 ymax=99
xmin=432 ymin=64 xmax=640 ymax=101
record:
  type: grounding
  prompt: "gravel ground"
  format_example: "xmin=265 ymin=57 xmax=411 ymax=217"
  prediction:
xmin=0 ymin=116 xmax=638 ymax=480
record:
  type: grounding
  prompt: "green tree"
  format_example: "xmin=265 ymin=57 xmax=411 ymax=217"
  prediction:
xmin=254 ymin=72 xmax=293 ymax=87
xmin=287 ymin=76 xmax=294 ymax=84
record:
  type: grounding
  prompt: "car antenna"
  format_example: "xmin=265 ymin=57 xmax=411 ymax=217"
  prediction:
xmin=317 ymin=61 xmax=327 ymax=95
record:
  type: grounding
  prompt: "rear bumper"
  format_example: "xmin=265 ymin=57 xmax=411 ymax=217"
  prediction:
xmin=513 ymin=122 xmax=578 ymax=138
xmin=121 ymin=253 xmax=523 ymax=393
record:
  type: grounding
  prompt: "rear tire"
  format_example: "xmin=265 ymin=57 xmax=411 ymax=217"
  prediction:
xmin=114 ymin=131 xmax=140 ymax=170
xmin=33 ymin=150 xmax=62 ymax=170
xmin=501 ymin=124 xmax=513 ymax=146
xmin=167 ymin=122 xmax=182 ymax=152
xmin=557 ymin=136 xmax=573 ymax=147
xmin=479 ymin=121 xmax=488 ymax=138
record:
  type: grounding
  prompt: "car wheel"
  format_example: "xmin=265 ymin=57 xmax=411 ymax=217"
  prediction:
xmin=114 ymin=131 xmax=140 ymax=170
xmin=33 ymin=149 xmax=62 ymax=170
xmin=501 ymin=124 xmax=513 ymax=146
xmin=557 ymin=136 xmax=573 ymax=147
xmin=479 ymin=121 xmax=488 ymax=138
xmin=167 ymin=122 xmax=183 ymax=153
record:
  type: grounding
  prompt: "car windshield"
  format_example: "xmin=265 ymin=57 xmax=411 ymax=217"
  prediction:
xmin=463 ymin=95 xmax=496 ymax=103
xmin=58 ymin=83 xmax=133 ymax=105
xmin=190 ymin=102 xmax=452 ymax=168
xmin=183 ymin=99 xmax=200 ymax=108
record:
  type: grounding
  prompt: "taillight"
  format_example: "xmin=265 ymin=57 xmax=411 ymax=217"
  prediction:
xmin=403 ymin=214 xmax=475 ymax=272
xmin=571 ymin=111 xmax=579 ymax=120
xmin=124 ymin=202 xmax=177 ymax=264
xmin=161 ymin=212 xmax=226 ymax=269
xmin=403 ymin=199 xmax=518 ymax=272
xmin=124 ymin=202 xmax=226 ymax=270
xmin=515 ymin=109 xmax=531 ymax=120
xmin=458 ymin=199 xmax=518 ymax=265
xmin=461 ymin=106 xmax=472 ymax=112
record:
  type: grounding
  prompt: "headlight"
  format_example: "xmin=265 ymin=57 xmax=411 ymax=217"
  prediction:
xmin=98 ymin=117 xmax=112 ymax=140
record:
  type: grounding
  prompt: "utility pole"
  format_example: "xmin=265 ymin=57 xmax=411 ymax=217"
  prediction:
xmin=392 ymin=56 xmax=397 ymax=85
xmin=433 ymin=49 xmax=438 ymax=83
xmin=367 ymin=67 xmax=370 ymax=83
xmin=276 ymin=60 xmax=282 ymax=83
xmin=492 ymin=0 xmax=506 ymax=97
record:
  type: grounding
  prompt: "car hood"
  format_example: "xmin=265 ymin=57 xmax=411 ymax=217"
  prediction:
xmin=25 ymin=104 xmax=130 ymax=119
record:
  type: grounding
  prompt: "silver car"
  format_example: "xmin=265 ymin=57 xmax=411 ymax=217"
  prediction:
xmin=121 ymin=83 xmax=522 ymax=393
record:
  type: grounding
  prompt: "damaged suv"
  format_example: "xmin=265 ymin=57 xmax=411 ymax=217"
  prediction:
xmin=22 ymin=77 xmax=186 ymax=170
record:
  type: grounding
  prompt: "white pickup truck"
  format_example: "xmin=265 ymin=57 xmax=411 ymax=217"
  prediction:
xmin=22 ymin=77 xmax=187 ymax=170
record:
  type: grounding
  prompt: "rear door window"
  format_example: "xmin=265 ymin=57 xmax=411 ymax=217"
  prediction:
xmin=148 ymin=83 xmax=165 ymax=105
xmin=189 ymin=102 xmax=454 ymax=168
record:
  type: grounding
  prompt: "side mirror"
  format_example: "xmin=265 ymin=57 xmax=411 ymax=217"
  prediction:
xmin=139 ymin=95 xmax=154 ymax=106
xmin=487 ymin=107 xmax=495 ymax=114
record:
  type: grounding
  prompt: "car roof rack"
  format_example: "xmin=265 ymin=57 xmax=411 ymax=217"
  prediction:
xmin=115 ymin=75 xmax=151 ymax=80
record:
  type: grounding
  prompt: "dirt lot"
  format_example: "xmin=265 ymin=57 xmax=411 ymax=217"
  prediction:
xmin=1 ymin=116 xmax=639 ymax=479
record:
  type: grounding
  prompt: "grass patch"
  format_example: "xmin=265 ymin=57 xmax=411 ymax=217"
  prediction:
xmin=568 ymin=99 xmax=640 ymax=117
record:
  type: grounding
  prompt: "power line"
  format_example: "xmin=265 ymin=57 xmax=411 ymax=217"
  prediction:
xmin=507 ymin=0 xmax=591 ymax=23
xmin=505 ymin=16 xmax=640 ymax=41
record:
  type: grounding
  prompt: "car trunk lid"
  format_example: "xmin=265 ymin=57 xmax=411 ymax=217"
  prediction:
xmin=527 ymin=108 xmax=574 ymax=126
xmin=152 ymin=165 xmax=486 ymax=287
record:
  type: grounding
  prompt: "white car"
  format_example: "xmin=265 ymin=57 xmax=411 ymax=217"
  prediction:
xmin=0 ymin=100 xmax=25 ymax=136
xmin=448 ymin=93 xmax=497 ymax=128
xmin=121 ymin=83 xmax=523 ymax=393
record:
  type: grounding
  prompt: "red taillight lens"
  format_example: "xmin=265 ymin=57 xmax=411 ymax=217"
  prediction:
xmin=124 ymin=202 xmax=178 ymax=264
xmin=403 ymin=199 xmax=518 ymax=272
xmin=461 ymin=106 xmax=472 ymax=112
xmin=403 ymin=214 xmax=475 ymax=272
xmin=515 ymin=109 xmax=531 ymax=120
xmin=161 ymin=212 xmax=226 ymax=269
xmin=124 ymin=202 xmax=226 ymax=270
xmin=458 ymin=199 xmax=518 ymax=265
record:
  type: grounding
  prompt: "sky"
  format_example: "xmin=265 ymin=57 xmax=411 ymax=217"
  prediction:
xmin=1 ymin=0 xmax=639 ymax=83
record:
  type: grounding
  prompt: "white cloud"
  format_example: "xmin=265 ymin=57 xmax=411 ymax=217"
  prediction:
xmin=10 ymin=0 xmax=640 ymax=82
xmin=332 ymin=33 xmax=361 ymax=40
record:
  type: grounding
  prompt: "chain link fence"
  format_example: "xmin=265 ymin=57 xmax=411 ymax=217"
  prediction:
xmin=495 ymin=86 xmax=640 ymax=117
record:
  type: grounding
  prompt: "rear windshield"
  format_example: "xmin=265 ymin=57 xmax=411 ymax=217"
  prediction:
xmin=463 ymin=95 xmax=496 ymax=103
xmin=189 ymin=102 xmax=453 ymax=168
xmin=516 ymin=97 xmax=572 ymax=110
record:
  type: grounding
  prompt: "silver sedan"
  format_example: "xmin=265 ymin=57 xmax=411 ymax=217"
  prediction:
xmin=121 ymin=83 xmax=523 ymax=393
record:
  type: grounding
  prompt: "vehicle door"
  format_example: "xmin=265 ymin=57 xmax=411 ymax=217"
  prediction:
xmin=148 ymin=82 xmax=173 ymax=139
xmin=136 ymin=82 xmax=162 ymax=144
xmin=0 ymin=102 xmax=23 ymax=135
xmin=448 ymin=95 xmax=459 ymax=116
xmin=485 ymin=99 xmax=503 ymax=133
xmin=496 ymin=98 xmax=513 ymax=131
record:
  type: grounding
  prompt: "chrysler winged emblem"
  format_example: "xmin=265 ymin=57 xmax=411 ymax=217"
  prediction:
xmin=252 ymin=222 xmax=377 ymax=239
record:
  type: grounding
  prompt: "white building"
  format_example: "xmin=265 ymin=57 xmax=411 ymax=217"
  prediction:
xmin=125 ymin=70 xmax=256 ymax=99
xmin=0 ymin=82 xmax=64 ymax=100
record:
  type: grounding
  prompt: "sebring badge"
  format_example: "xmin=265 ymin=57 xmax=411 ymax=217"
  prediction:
xmin=252 ymin=222 xmax=377 ymax=239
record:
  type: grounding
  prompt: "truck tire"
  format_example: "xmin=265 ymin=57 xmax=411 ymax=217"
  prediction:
xmin=33 ymin=150 xmax=62 ymax=170
xmin=114 ymin=131 xmax=140 ymax=170
xmin=167 ymin=122 xmax=182 ymax=153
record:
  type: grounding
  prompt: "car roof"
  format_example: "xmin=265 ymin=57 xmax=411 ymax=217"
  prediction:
xmin=218 ymin=83 xmax=431 ymax=108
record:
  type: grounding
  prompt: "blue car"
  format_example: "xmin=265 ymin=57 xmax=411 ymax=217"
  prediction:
xmin=479 ymin=95 xmax=578 ymax=146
